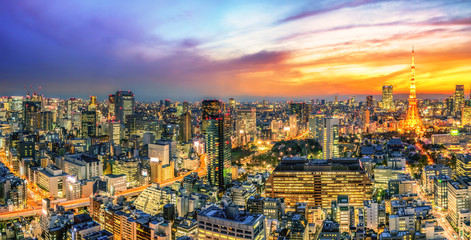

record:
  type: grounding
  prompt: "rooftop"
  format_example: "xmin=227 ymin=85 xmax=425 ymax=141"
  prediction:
xmin=198 ymin=205 xmax=264 ymax=225
xmin=71 ymin=220 xmax=99 ymax=232
xmin=273 ymin=157 xmax=364 ymax=172
xmin=67 ymin=153 xmax=100 ymax=163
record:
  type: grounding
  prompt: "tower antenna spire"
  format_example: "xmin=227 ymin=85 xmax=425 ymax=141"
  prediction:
xmin=403 ymin=47 xmax=423 ymax=135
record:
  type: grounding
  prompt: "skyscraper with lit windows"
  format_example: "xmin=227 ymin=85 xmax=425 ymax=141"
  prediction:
xmin=202 ymin=100 xmax=223 ymax=134
xmin=22 ymin=99 xmax=41 ymax=131
xmin=82 ymin=110 xmax=97 ymax=138
xmin=114 ymin=90 xmax=135 ymax=123
xmin=454 ymin=85 xmax=465 ymax=116
xmin=290 ymin=102 xmax=309 ymax=123
xmin=308 ymin=114 xmax=324 ymax=141
xmin=202 ymin=100 xmax=232 ymax=191
xmin=322 ymin=117 xmax=339 ymax=160
xmin=366 ymin=96 xmax=374 ymax=111
xmin=179 ymin=112 xmax=192 ymax=143
xmin=382 ymin=85 xmax=393 ymax=110
xmin=237 ymin=108 xmax=257 ymax=137
xmin=462 ymin=106 xmax=471 ymax=126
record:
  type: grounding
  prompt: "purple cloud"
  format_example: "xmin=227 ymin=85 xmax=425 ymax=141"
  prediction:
xmin=277 ymin=0 xmax=379 ymax=24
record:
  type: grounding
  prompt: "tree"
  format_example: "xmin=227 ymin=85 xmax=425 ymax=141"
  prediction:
xmin=447 ymin=155 xmax=457 ymax=170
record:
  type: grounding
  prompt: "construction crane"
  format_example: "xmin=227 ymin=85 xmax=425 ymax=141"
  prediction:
xmin=24 ymin=85 xmax=42 ymax=99
xmin=24 ymin=85 xmax=30 ymax=98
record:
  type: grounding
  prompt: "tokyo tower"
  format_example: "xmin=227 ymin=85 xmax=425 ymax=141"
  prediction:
xmin=403 ymin=47 xmax=424 ymax=133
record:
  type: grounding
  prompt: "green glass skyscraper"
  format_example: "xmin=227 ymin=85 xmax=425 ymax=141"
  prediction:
xmin=202 ymin=100 xmax=232 ymax=191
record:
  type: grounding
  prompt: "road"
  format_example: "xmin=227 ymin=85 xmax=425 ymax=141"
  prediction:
xmin=272 ymin=130 xmax=309 ymax=142
xmin=416 ymin=180 xmax=458 ymax=239
xmin=58 ymin=164 xmax=208 ymax=209
xmin=415 ymin=141 xmax=434 ymax=165
xmin=434 ymin=210 xmax=458 ymax=240
xmin=0 ymin=129 xmax=310 ymax=220
xmin=0 ymin=128 xmax=305 ymax=221
xmin=0 ymin=151 xmax=207 ymax=220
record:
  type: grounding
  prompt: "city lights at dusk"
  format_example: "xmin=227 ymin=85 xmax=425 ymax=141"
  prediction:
xmin=0 ymin=1 xmax=471 ymax=240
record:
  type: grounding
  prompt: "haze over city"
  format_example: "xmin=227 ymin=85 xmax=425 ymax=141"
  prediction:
xmin=2 ymin=1 xmax=471 ymax=240
xmin=1 ymin=0 xmax=470 ymax=100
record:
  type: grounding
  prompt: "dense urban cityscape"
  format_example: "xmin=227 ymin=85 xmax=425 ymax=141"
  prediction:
xmin=1 ymin=1 xmax=471 ymax=240
xmin=0 ymin=48 xmax=470 ymax=240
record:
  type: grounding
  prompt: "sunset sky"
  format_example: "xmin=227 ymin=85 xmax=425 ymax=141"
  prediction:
xmin=1 ymin=0 xmax=470 ymax=100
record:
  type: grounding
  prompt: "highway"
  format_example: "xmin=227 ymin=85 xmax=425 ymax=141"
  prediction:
xmin=57 ymin=165 xmax=207 ymax=210
xmin=0 ymin=129 xmax=310 ymax=221
xmin=0 ymin=129 xmax=309 ymax=221
xmin=0 ymin=151 xmax=207 ymax=220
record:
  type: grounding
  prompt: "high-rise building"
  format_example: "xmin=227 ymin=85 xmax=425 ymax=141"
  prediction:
xmin=289 ymin=115 xmax=298 ymax=138
xmin=434 ymin=174 xmax=450 ymax=210
xmin=266 ymin=158 xmax=372 ymax=210
xmin=362 ymin=109 xmax=370 ymax=132
xmin=462 ymin=106 xmax=471 ymax=126
xmin=229 ymin=98 xmax=236 ymax=111
xmin=322 ymin=117 xmax=339 ymax=160
xmin=308 ymin=114 xmax=324 ymax=141
xmin=164 ymin=99 xmax=172 ymax=108
xmin=150 ymin=159 xmax=163 ymax=183
xmin=237 ymin=108 xmax=257 ymax=137
xmin=40 ymin=111 xmax=54 ymax=131
xmin=364 ymin=201 xmax=384 ymax=232
xmin=22 ymin=99 xmax=41 ymax=131
xmin=114 ymin=90 xmax=135 ymax=123
xmin=35 ymin=165 xmax=68 ymax=198
xmin=447 ymin=176 xmax=471 ymax=227
xmin=290 ymin=102 xmax=309 ymax=123
xmin=445 ymin=96 xmax=454 ymax=115
xmin=202 ymin=100 xmax=231 ymax=191
xmin=112 ymin=159 xmax=142 ymax=188
xmin=457 ymin=154 xmax=471 ymax=177
xmin=17 ymin=141 xmax=35 ymax=160
xmin=125 ymin=114 xmax=138 ymax=138
xmin=349 ymin=96 xmax=356 ymax=108
xmin=202 ymin=100 xmax=223 ymax=120
xmin=108 ymin=94 xmax=115 ymax=120
xmin=183 ymin=101 xmax=190 ymax=113
xmin=382 ymin=85 xmax=393 ymax=110
xmin=88 ymin=96 xmax=97 ymax=111
xmin=63 ymin=154 xmax=103 ymax=180
xmin=333 ymin=195 xmax=354 ymax=233
xmin=11 ymin=96 xmax=23 ymax=112
xmin=179 ymin=112 xmax=192 ymax=143
xmin=108 ymin=121 xmax=121 ymax=144
xmin=454 ymin=85 xmax=465 ymax=116
xmin=366 ymin=96 xmax=374 ymax=111
xmin=81 ymin=110 xmax=97 ymax=138
xmin=148 ymin=142 xmax=170 ymax=165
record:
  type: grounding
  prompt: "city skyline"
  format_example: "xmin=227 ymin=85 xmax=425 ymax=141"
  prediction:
xmin=2 ymin=1 xmax=471 ymax=239
xmin=1 ymin=1 xmax=470 ymax=100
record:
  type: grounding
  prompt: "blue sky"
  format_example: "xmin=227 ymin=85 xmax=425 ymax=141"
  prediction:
xmin=1 ymin=0 xmax=470 ymax=101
